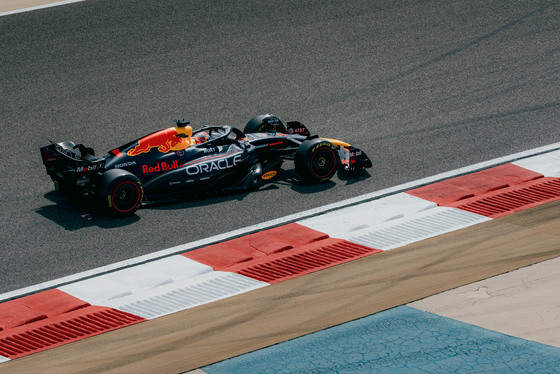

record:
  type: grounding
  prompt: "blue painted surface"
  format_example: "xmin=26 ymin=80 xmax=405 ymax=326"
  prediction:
xmin=203 ymin=305 xmax=560 ymax=374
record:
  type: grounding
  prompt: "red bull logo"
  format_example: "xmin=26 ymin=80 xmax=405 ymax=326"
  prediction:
xmin=128 ymin=128 xmax=185 ymax=156
xmin=142 ymin=160 xmax=179 ymax=174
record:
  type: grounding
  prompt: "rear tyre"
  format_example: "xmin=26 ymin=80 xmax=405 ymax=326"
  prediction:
xmin=295 ymin=138 xmax=339 ymax=183
xmin=244 ymin=114 xmax=287 ymax=134
xmin=99 ymin=169 xmax=143 ymax=217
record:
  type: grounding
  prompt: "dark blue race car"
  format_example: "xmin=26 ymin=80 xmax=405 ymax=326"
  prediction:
xmin=40 ymin=114 xmax=372 ymax=216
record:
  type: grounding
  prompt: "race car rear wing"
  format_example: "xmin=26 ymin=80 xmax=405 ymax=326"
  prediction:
xmin=40 ymin=141 xmax=105 ymax=178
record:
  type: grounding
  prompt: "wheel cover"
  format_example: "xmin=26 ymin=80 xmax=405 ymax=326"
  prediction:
xmin=310 ymin=148 xmax=337 ymax=178
xmin=111 ymin=181 xmax=141 ymax=213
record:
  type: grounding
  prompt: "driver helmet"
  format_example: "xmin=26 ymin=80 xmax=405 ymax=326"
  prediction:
xmin=193 ymin=131 xmax=210 ymax=144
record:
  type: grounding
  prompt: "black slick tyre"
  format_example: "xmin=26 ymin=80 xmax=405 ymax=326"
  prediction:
xmin=244 ymin=114 xmax=287 ymax=134
xmin=99 ymin=169 xmax=143 ymax=217
xmin=295 ymin=138 xmax=340 ymax=183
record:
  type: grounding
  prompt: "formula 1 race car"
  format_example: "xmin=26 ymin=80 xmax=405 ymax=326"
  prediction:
xmin=40 ymin=114 xmax=372 ymax=216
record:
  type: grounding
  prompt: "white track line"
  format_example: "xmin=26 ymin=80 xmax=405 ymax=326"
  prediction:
xmin=1 ymin=142 xmax=559 ymax=303
xmin=0 ymin=0 xmax=88 ymax=17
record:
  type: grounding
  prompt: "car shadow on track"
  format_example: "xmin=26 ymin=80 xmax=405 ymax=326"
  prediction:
xmin=280 ymin=168 xmax=371 ymax=192
xmin=36 ymin=167 xmax=371 ymax=225
xmin=147 ymin=169 xmax=318 ymax=212
xmin=148 ymin=168 xmax=343 ymax=213
xmin=337 ymin=168 xmax=371 ymax=185
xmin=36 ymin=191 xmax=140 ymax=230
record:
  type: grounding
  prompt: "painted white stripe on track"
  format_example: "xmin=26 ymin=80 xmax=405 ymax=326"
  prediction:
xmin=298 ymin=192 xmax=492 ymax=249
xmin=1 ymin=142 xmax=559 ymax=303
xmin=298 ymin=193 xmax=437 ymax=235
xmin=61 ymin=269 xmax=268 ymax=320
xmin=0 ymin=0 xmax=88 ymax=17
xmin=513 ymin=149 xmax=560 ymax=177
xmin=301 ymin=205 xmax=491 ymax=250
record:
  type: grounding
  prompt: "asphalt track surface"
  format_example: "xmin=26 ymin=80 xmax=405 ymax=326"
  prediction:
xmin=1 ymin=0 xmax=559 ymax=296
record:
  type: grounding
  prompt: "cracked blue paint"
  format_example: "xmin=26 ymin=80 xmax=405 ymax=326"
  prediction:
xmin=203 ymin=306 xmax=560 ymax=373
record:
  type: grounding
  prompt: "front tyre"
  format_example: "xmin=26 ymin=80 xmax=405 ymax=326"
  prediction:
xmin=295 ymin=138 xmax=340 ymax=183
xmin=99 ymin=169 xmax=143 ymax=217
xmin=244 ymin=114 xmax=287 ymax=134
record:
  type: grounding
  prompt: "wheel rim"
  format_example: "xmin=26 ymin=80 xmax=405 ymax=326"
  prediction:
xmin=111 ymin=181 xmax=141 ymax=213
xmin=310 ymin=147 xmax=337 ymax=178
